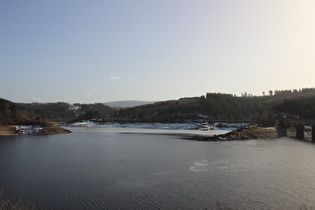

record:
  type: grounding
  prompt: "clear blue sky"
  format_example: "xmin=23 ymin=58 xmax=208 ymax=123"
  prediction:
xmin=1 ymin=0 xmax=315 ymax=103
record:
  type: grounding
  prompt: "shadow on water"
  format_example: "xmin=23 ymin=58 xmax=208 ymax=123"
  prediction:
xmin=286 ymin=135 xmax=315 ymax=145
xmin=119 ymin=131 xmax=209 ymax=141
xmin=0 ymin=135 xmax=22 ymax=144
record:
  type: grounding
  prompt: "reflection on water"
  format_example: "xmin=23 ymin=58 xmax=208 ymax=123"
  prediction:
xmin=1 ymin=128 xmax=315 ymax=209
xmin=190 ymin=159 xmax=246 ymax=172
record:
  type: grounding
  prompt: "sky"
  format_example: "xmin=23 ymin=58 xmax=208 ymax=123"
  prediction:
xmin=1 ymin=0 xmax=315 ymax=103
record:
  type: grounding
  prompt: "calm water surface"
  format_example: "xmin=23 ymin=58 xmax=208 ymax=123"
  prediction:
xmin=1 ymin=127 xmax=315 ymax=209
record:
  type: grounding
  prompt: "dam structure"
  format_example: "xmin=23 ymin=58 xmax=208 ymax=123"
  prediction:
xmin=276 ymin=119 xmax=315 ymax=141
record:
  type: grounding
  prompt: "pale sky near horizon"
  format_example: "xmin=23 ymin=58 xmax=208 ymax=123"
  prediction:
xmin=1 ymin=0 xmax=315 ymax=103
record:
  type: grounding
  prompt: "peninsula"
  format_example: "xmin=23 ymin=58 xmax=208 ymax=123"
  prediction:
xmin=0 ymin=124 xmax=71 ymax=136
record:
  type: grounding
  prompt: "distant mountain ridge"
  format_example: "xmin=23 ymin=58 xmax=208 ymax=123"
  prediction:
xmin=104 ymin=100 xmax=156 ymax=108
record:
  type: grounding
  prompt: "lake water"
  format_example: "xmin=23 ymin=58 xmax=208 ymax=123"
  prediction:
xmin=1 ymin=127 xmax=315 ymax=209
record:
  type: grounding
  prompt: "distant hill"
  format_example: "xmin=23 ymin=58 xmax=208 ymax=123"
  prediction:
xmin=104 ymin=100 xmax=156 ymax=108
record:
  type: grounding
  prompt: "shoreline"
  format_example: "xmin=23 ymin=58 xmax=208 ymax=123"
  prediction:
xmin=183 ymin=127 xmax=278 ymax=141
xmin=65 ymin=125 xmax=278 ymax=141
xmin=0 ymin=124 xmax=278 ymax=141
xmin=0 ymin=124 xmax=71 ymax=136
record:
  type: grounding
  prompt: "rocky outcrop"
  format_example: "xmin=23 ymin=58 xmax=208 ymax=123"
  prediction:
xmin=196 ymin=127 xmax=277 ymax=141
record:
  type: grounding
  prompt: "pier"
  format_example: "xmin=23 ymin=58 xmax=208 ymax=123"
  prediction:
xmin=276 ymin=119 xmax=315 ymax=141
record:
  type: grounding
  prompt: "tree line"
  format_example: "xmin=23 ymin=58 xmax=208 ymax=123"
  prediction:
xmin=115 ymin=89 xmax=315 ymax=125
xmin=1 ymin=88 xmax=315 ymax=125
xmin=0 ymin=98 xmax=115 ymax=125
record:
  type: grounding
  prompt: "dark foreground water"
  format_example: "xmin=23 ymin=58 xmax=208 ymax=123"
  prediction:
xmin=1 ymin=127 xmax=315 ymax=209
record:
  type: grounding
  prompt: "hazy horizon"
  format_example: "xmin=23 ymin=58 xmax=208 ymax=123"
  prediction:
xmin=2 ymin=1 xmax=315 ymax=103
xmin=3 ymin=88 xmax=315 ymax=105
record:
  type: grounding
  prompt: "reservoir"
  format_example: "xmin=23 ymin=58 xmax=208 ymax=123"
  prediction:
xmin=1 ymin=127 xmax=315 ymax=209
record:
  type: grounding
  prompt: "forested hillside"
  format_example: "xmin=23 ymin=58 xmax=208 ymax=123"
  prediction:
xmin=1 ymin=88 xmax=315 ymax=125
xmin=18 ymin=102 xmax=115 ymax=123
xmin=0 ymin=98 xmax=18 ymax=124
xmin=116 ymin=88 xmax=315 ymax=124
xmin=0 ymin=98 xmax=115 ymax=125
xmin=116 ymin=94 xmax=271 ymax=123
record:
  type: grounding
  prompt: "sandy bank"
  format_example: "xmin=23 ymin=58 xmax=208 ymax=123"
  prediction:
xmin=0 ymin=125 xmax=17 ymax=135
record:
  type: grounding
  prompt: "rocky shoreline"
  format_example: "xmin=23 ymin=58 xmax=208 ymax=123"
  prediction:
xmin=0 ymin=124 xmax=71 ymax=136
xmin=183 ymin=127 xmax=278 ymax=141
